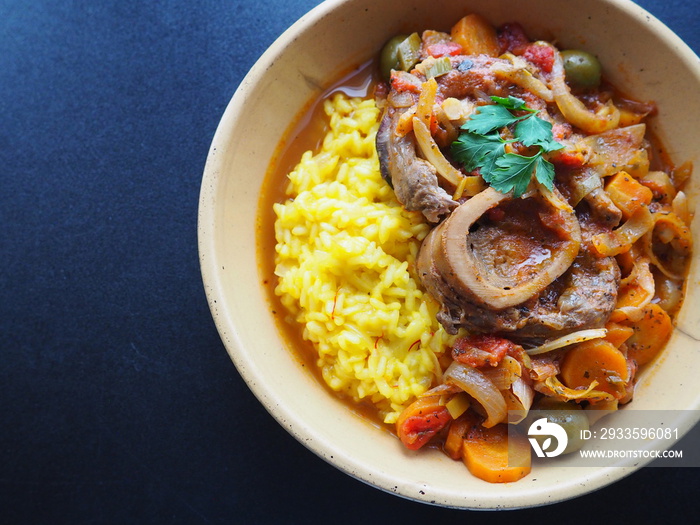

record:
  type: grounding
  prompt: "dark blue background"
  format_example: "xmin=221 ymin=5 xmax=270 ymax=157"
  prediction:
xmin=2 ymin=1 xmax=698 ymax=522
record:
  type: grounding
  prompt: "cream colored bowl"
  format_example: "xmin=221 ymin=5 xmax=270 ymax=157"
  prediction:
xmin=199 ymin=0 xmax=700 ymax=509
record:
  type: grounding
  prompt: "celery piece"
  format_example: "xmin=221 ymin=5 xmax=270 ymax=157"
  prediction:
xmin=397 ymin=33 xmax=421 ymax=71
xmin=445 ymin=392 xmax=471 ymax=419
xmin=417 ymin=56 xmax=452 ymax=79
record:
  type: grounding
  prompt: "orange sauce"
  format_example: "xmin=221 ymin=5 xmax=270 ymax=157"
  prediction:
xmin=255 ymin=60 xmax=393 ymax=431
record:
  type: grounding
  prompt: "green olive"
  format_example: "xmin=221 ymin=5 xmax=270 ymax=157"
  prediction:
xmin=561 ymin=49 xmax=602 ymax=89
xmin=379 ymin=34 xmax=409 ymax=81
xmin=524 ymin=398 xmax=589 ymax=455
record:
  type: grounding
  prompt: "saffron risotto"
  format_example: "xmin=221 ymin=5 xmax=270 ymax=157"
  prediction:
xmin=273 ymin=94 xmax=456 ymax=424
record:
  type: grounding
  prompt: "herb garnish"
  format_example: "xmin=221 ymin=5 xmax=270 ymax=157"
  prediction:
xmin=451 ymin=95 xmax=563 ymax=197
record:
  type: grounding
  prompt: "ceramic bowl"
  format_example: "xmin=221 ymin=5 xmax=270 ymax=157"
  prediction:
xmin=198 ymin=0 xmax=700 ymax=509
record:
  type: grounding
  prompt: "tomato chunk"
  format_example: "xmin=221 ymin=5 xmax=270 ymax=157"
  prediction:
xmin=424 ymin=42 xmax=463 ymax=58
xmin=521 ymin=43 xmax=555 ymax=73
xmin=390 ymin=70 xmax=421 ymax=94
xmin=397 ymin=395 xmax=452 ymax=450
xmin=451 ymin=334 xmax=516 ymax=368
xmin=497 ymin=22 xmax=530 ymax=54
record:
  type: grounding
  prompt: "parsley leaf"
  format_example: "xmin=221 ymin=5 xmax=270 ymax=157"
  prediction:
xmin=533 ymin=155 xmax=556 ymax=189
xmin=490 ymin=153 xmax=556 ymax=196
xmin=461 ymin=104 xmax=525 ymax=135
xmin=493 ymin=154 xmax=540 ymax=196
xmin=450 ymin=96 xmax=560 ymax=197
xmin=489 ymin=95 xmax=534 ymax=112
xmin=451 ymin=132 xmax=506 ymax=172
xmin=477 ymin=143 xmax=507 ymax=181
xmin=515 ymin=115 xmax=563 ymax=152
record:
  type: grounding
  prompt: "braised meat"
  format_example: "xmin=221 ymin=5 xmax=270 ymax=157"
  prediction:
xmin=376 ymin=109 xmax=457 ymax=223
xmin=375 ymin=32 xmax=640 ymax=341
xmin=417 ymin=189 xmax=620 ymax=339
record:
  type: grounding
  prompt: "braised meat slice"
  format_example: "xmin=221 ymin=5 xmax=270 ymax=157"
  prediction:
xmin=376 ymin=109 xmax=457 ymax=223
xmin=417 ymin=187 xmax=619 ymax=339
xmin=442 ymin=251 xmax=620 ymax=339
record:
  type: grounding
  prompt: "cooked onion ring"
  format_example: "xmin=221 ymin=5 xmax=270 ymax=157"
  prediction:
xmin=444 ymin=361 xmax=507 ymax=428
xmin=548 ymin=45 xmax=621 ymax=134
xmin=643 ymin=211 xmax=693 ymax=280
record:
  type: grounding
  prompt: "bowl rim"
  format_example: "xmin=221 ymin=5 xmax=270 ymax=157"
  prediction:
xmin=198 ymin=0 xmax=700 ymax=509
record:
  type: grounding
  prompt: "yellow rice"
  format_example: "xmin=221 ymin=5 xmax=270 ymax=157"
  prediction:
xmin=273 ymin=93 xmax=454 ymax=424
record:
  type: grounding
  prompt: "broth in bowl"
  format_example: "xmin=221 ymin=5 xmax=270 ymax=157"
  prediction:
xmin=260 ymin=13 xmax=691 ymax=484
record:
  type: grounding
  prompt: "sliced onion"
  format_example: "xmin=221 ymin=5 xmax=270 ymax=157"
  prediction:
xmin=505 ymin=377 xmax=535 ymax=424
xmin=529 ymin=354 xmax=560 ymax=382
xmin=655 ymin=273 xmax=685 ymax=313
xmin=616 ymin=257 xmax=654 ymax=309
xmin=395 ymin=105 xmax=417 ymax=136
xmin=610 ymin=305 xmax=646 ymax=323
xmin=535 ymin=376 xmax=615 ymax=403
xmin=642 ymin=211 xmax=692 ymax=280
xmin=672 ymin=190 xmax=690 ymax=224
xmin=576 ymin=124 xmax=647 ymax=177
xmin=672 ymin=160 xmax=693 ymax=190
xmin=415 ymin=78 xmax=437 ymax=130
xmin=434 ymin=106 xmax=460 ymax=144
xmin=536 ymin=178 xmax=573 ymax=212
xmin=641 ymin=170 xmax=676 ymax=204
xmin=480 ymin=355 xmax=522 ymax=390
xmin=568 ymin=169 xmax=602 ymax=207
xmin=452 ymin=172 xmax=485 ymax=200
xmin=444 ymin=361 xmax=507 ymax=428
xmin=526 ymin=328 xmax=608 ymax=356
xmin=549 ymin=45 xmax=620 ymax=134
xmin=591 ymin=204 xmax=653 ymax=256
xmin=388 ymin=89 xmax=417 ymax=109
xmin=491 ymin=55 xmax=554 ymax=102
xmin=417 ymin=383 xmax=460 ymax=399
xmin=412 ymin=117 xmax=468 ymax=189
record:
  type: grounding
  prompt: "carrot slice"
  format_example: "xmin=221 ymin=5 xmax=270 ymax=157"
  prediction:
xmin=444 ymin=413 xmax=475 ymax=460
xmin=461 ymin=421 xmax=531 ymax=483
xmin=626 ymin=303 xmax=673 ymax=366
xmin=560 ymin=339 xmax=629 ymax=398
xmin=450 ymin=14 xmax=500 ymax=57
xmin=604 ymin=321 xmax=635 ymax=348
xmin=605 ymin=171 xmax=653 ymax=220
